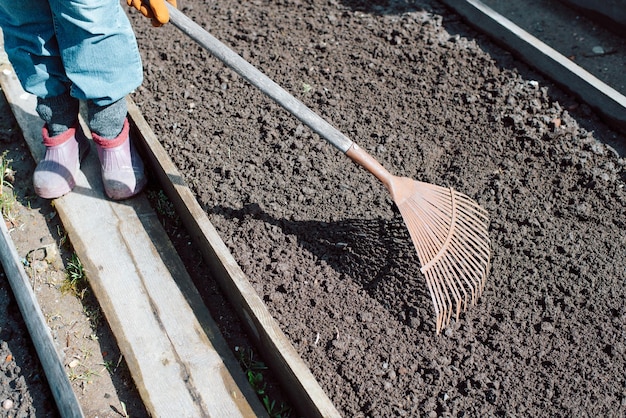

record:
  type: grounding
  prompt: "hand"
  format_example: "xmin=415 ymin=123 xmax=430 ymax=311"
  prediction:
xmin=127 ymin=0 xmax=177 ymax=27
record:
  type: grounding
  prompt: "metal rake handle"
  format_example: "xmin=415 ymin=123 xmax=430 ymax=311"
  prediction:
xmin=166 ymin=4 xmax=354 ymax=153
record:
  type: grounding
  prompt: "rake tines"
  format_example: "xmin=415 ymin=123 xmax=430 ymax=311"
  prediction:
xmin=345 ymin=144 xmax=491 ymax=333
xmin=397 ymin=181 xmax=491 ymax=333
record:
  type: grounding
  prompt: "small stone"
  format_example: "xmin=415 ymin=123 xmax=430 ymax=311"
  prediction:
xmin=2 ymin=399 xmax=13 ymax=410
xmin=592 ymin=46 xmax=605 ymax=55
xmin=358 ymin=311 xmax=373 ymax=322
xmin=31 ymin=260 xmax=48 ymax=275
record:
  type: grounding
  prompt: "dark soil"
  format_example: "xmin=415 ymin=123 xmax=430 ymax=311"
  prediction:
xmin=2 ymin=0 xmax=625 ymax=416
xmin=0 ymin=272 xmax=57 ymax=417
xmin=128 ymin=0 xmax=626 ymax=416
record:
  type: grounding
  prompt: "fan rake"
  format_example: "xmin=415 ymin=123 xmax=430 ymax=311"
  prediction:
xmin=167 ymin=5 xmax=492 ymax=333
xmin=346 ymin=145 xmax=490 ymax=333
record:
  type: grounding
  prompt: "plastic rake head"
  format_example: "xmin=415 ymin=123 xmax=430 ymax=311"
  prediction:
xmin=397 ymin=181 xmax=491 ymax=333
xmin=342 ymin=144 xmax=490 ymax=332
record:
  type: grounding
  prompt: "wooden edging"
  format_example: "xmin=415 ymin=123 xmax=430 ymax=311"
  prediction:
xmin=127 ymin=99 xmax=342 ymax=418
xmin=0 ymin=216 xmax=85 ymax=418
xmin=0 ymin=47 xmax=266 ymax=417
xmin=0 ymin=44 xmax=83 ymax=417
xmin=439 ymin=0 xmax=626 ymax=134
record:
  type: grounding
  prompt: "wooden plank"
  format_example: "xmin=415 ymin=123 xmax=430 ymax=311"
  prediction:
xmin=0 ymin=45 xmax=265 ymax=417
xmin=439 ymin=0 xmax=626 ymax=133
xmin=0 ymin=212 xmax=85 ymax=418
xmin=127 ymin=99 xmax=342 ymax=418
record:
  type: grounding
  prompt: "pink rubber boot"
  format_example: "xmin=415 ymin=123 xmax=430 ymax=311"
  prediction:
xmin=33 ymin=125 xmax=89 ymax=199
xmin=92 ymin=118 xmax=147 ymax=200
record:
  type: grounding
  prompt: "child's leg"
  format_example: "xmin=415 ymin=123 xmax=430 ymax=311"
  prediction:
xmin=0 ymin=0 xmax=71 ymax=99
xmin=0 ymin=2 xmax=88 ymax=199
xmin=48 ymin=0 xmax=146 ymax=200
xmin=36 ymin=92 xmax=79 ymax=136
xmin=47 ymin=0 xmax=143 ymax=108
xmin=0 ymin=1 xmax=83 ymax=135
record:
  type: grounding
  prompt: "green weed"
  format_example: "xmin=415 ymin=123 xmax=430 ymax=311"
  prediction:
xmin=83 ymin=305 xmax=102 ymax=329
xmin=235 ymin=346 xmax=292 ymax=418
xmin=0 ymin=151 xmax=17 ymax=221
xmin=101 ymin=359 xmax=115 ymax=373
xmin=56 ymin=224 xmax=69 ymax=249
xmin=61 ymin=253 xmax=86 ymax=297
xmin=146 ymin=189 xmax=178 ymax=221
xmin=68 ymin=367 xmax=100 ymax=383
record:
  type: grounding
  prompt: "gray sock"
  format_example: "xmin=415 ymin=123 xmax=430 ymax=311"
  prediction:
xmin=36 ymin=92 xmax=79 ymax=137
xmin=87 ymin=98 xmax=128 ymax=139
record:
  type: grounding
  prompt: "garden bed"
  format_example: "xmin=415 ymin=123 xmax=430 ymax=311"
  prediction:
xmin=123 ymin=0 xmax=625 ymax=415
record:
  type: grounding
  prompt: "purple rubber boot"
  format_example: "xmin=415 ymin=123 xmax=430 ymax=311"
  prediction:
xmin=33 ymin=125 xmax=89 ymax=199
xmin=92 ymin=118 xmax=147 ymax=200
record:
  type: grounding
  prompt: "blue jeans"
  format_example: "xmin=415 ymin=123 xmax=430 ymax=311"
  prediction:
xmin=0 ymin=0 xmax=142 ymax=106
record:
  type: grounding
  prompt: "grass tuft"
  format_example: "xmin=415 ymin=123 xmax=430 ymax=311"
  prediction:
xmin=61 ymin=253 xmax=87 ymax=297
xmin=0 ymin=151 xmax=18 ymax=222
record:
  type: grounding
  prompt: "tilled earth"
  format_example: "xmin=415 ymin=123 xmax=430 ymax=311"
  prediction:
xmin=1 ymin=0 xmax=625 ymax=416
xmin=0 ymin=275 xmax=56 ymax=417
xmin=128 ymin=0 xmax=626 ymax=416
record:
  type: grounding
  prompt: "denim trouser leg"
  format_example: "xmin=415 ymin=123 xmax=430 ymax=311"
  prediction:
xmin=0 ymin=0 xmax=68 ymax=99
xmin=0 ymin=0 xmax=142 ymax=106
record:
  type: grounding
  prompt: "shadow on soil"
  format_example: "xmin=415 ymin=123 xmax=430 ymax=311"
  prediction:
xmin=212 ymin=202 xmax=435 ymax=329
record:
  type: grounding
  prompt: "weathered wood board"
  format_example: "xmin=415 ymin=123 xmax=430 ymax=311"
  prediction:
xmin=0 ymin=210 xmax=85 ymax=418
xmin=127 ymin=99 xmax=342 ymax=418
xmin=0 ymin=41 xmax=265 ymax=417
xmin=440 ymin=0 xmax=626 ymax=133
